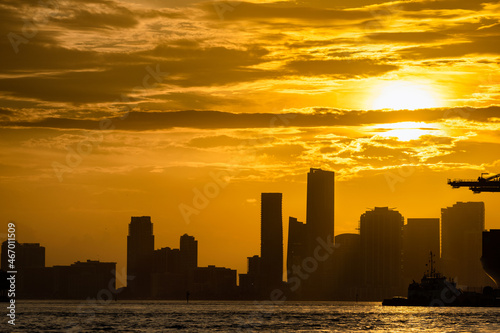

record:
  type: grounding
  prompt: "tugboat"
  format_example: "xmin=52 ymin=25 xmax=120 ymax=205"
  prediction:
xmin=383 ymin=252 xmax=500 ymax=306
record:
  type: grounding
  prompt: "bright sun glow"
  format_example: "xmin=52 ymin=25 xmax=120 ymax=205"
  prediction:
xmin=372 ymin=121 xmax=441 ymax=141
xmin=371 ymin=81 xmax=440 ymax=110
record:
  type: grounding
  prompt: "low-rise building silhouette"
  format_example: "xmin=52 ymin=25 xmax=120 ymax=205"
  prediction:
xmin=1 ymin=241 xmax=45 ymax=271
xmin=50 ymin=260 xmax=116 ymax=299
xmin=191 ymin=265 xmax=237 ymax=300
xmin=1 ymin=241 xmax=47 ymax=299
xmin=239 ymin=255 xmax=261 ymax=298
xmin=151 ymin=247 xmax=184 ymax=298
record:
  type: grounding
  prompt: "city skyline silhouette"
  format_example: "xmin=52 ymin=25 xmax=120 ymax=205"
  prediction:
xmin=2 ymin=167 xmax=497 ymax=302
xmin=2 ymin=0 xmax=500 ymax=330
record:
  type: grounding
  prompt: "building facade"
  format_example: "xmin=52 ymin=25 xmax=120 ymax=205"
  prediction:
xmin=441 ymin=202 xmax=490 ymax=289
xmin=403 ymin=218 xmax=440 ymax=286
xmin=127 ymin=216 xmax=155 ymax=297
xmin=360 ymin=207 xmax=404 ymax=300
xmin=260 ymin=193 xmax=283 ymax=291
xmin=304 ymin=168 xmax=335 ymax=298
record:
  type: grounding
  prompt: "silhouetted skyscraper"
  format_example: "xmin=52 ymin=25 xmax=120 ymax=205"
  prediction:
xmin=180 ymin=234 xmax=198 ymax=272
xmin=441 ymin=202 xmax=489 ymax=288
xmin=287 ymin=217 xmax=306 ymax=288
xmin=403 ymin=218 xmax=440 ymax=286
xmin=360 ymin=207 xmax=404 ymax=300
xmin=305 ymin=168 xmax=335 ymax=298
xmin=260 ymin=193 xmax=283 ymax=290
xmin=127 ymin=216 xmax=154 ymax=297
xmin=333 ymin=233 xmax=361 ymax=300
xmin=482 ymin=229 xmax=500 ymax=288
xmin=306 ymin=168 xmax=335 ymax=247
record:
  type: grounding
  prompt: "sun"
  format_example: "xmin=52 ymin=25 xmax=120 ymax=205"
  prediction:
xmin=371 ymin=81 xmax=440 ymax=110
xmin=372 ymin=121 xmax=441 ymax=141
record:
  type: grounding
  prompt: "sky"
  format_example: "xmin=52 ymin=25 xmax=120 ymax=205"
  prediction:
xmin=1 ymin=0 xmax=500 ymax=282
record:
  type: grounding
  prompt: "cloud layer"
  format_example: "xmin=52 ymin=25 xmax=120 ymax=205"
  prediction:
xmin=2 ymin=0 xmax=500 ymax=275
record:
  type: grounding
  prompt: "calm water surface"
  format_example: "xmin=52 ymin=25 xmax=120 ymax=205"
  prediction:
xmin=3 ymin=300 xmax=500 ymax=332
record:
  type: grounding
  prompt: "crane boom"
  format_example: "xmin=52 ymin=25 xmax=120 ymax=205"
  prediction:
xmin=448 ymin=173 xmax=500 ymax=193
xmin=485 ymin=173 xmax=500 ymax=181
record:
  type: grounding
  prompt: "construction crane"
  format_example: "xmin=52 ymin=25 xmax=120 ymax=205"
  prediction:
xmin=448 ymin=173 xmax=500 ymax=193
xmin=448 ymin=172 xmax=500 ymax=289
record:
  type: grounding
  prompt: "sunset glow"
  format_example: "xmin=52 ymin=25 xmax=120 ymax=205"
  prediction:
xmin=1 ymin=0 xmax=500 ymax=291
xmin=373 ymin=122 xmax=441 ymax=141
xmin=371 ymin=82 xmax=440 ymax=110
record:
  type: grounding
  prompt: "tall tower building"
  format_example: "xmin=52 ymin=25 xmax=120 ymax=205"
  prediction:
xmin=304 ymin=168 xmax=335 ymax=298
xmin=260 ymin=193 xmax=283 ymax=290
xmin=441 ymin=202 xmax=489 ymax=288
xmin=403 ymin=218 xmax=440 ymax=285
xmin=180 ymin=234 xmax=198 ymax=272
xmin=306 ymin=168 xmax=335 ymax=246
xmin=360 ymin=207 xmax=404 ymax=300
xmin=127 ymin=216 xmax=155 ymax=297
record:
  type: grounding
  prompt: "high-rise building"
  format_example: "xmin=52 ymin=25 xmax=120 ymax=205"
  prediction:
xmin=304 ymin=168 xmax=335 ymax=298
xmin=180 ymin=234 xmax=198 ymax=272
xmin=306 ymin=168 xmax=335 ymax=247
xmin=333 ymin=233 xmax=361 ymax=300
xmin=360 ymin=207 xmax=404 ymax=300
xmin=127 ymin=216 xmax=154 ymax=297
xmin=260 ymin=193 xmax=283 ymax=290
xmin=403 ymin=218 xmax=440 ymax=285
xmin=441 ymin=202 xmax=489 ymax=289
xmin=482 ymin=229 xmax=500 ymax=288
xmin=287 ymin=217 xmax=306 ymax=290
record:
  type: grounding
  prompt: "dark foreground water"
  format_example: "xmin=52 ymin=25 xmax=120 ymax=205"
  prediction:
xmin=3 ymin=300 xmax=500 ymax=332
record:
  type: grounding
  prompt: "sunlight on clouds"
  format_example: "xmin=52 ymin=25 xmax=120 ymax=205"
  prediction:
xmin=369 ymin=81 xmax=442 ymax=110
xmin=371 ymin=121 xmax=442 ymax=141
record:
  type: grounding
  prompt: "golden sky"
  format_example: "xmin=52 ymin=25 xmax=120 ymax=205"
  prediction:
xmin=1 ymin=0 xmax=500 ymax=279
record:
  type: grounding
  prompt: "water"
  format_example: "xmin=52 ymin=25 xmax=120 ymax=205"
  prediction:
xmin=4 ymin=300 xmax=500 ymax=332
